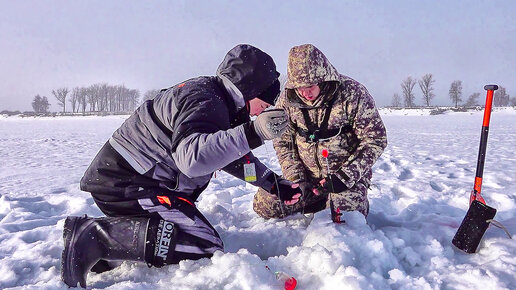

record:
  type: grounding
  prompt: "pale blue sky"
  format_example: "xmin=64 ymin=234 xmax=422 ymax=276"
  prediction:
xmin=1 ymin=0 xmax=515 ymax=111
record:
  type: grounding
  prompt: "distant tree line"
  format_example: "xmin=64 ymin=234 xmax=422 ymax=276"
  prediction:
xmin=17 ymin=78 xmax=516 ymax=115
xmin=28 ymin=84 xmax=163 ymax=114
xmin=63 ymin=84 xmax=140 ymax=113
xmin=391 ymin=74 xmax=516 ymax=108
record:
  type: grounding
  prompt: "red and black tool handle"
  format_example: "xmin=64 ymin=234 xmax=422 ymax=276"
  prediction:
xmin=470 ymin=84 xmax=498 ymax=205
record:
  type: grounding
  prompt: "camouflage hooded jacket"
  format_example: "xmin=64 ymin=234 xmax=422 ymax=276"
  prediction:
xmin=273 ymin=44 xmax=387 ymax=189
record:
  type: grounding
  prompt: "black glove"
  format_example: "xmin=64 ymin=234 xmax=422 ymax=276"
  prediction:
xmin=297 ymin=180 xmax=315 ymax=198
xmin=270 ymin=178 xmax=302 ymax=202
xmin=318 ymin=174 xmax=348 ymax=193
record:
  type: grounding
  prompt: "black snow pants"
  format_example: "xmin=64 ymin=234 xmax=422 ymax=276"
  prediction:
xmin=82 ymin=141 xmax=224 ymax=266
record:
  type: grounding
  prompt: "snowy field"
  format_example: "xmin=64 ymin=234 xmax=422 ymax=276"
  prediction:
xmin=0 ymin=108 xmax=515 ymax=289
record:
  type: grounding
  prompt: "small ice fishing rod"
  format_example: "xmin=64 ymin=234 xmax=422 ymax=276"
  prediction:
xmin=266 ymin=265 xmax=297 ymax=290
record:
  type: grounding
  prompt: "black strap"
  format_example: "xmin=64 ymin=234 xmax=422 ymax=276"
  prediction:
xmin=297 ymin=97 xmax=348 ymax=143
xmin=295 ymin=125 xmax=351 ymax=142
xmin=147 ymin=100 xmax=174 ymax=137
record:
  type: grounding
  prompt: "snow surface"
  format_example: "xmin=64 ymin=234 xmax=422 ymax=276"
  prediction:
xmin=0 ymin=109 xmax=515 ymax=289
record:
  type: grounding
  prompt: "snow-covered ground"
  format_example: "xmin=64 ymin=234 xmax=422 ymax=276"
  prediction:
xmin=0 ymin=109 xmax=515 ymax=289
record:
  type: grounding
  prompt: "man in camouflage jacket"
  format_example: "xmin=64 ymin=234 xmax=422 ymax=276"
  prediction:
xmin=253 ymin=44 xmax=387 ymax=222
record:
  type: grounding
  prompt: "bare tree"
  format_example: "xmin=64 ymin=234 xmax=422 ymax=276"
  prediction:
xmin=87 ymin=84 xmax=101 ymax=112
xmin=401 ymin=77 xmax=417 ymax=107
xmin=121 ymin=86 xmax=130 ymax=111
xmin=105 ymin=85 xmax=115 ymax=112
xmin=98 ymin=83 xmax=110 ymax=112
xmin=79 ymin=87 xmax=88 ymax=113
xmin=511 ymin=97 xmax=516 ymax=106
xmin=32 ymin=95 xmax=43 ymax=112
xmin=110 ymin=86 xmax=140 ymax=112
xmin=42 ymin=96 xmax=50 ymax=112
xmin=418 ymin=74 xmax=435 ymax=107
xmin=31 ymin=95 xmax=50 ymax=113
xmin=41 ymin=96 xmax=50 ymax=112
xmin=120 ymin=88 xmax=139 ymax=111
xmin=391 ymin=93 xmax=402 ymax=107
xmin=449 ymin=80 xmax=463 ymax=108
xmin=69 ymin=87 xmax=81 ymax=113
xmin=464 ymin=92 xmax=481 ymax=107
xmin=52 ymin=87 xmax=69 ymax=113
xmin=494 ymin=86 xmax=509 ymax=107
xmin=113 ymin=85 xmax=123 ymax=112
xmin=128 ymin=89 xmax=140 ymax=111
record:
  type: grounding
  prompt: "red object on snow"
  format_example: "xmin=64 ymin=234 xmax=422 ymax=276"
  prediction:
xmin=284 ymin=276 xmax=297 ymax=290
xmin=321 ymin=149 xmax=329 ymax=158
xmin=266 ymin=266 xmax=297 ymax=290
xmin=275 ymin=271 xmax=297 ymax=290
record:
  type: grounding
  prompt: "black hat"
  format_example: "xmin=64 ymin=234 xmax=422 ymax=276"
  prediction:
xmin=217 ymin=44 xmax=280 ymax=102
xmin=255 ymin=79 xmax=280 ymax=105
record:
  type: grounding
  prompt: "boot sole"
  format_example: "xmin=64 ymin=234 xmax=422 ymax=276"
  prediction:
xmin=61 ymin=216 xmax=84 ymax=288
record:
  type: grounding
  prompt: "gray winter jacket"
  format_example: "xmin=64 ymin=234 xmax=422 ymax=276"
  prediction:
xmin=81 ymin=44 xmax=280 ymax=201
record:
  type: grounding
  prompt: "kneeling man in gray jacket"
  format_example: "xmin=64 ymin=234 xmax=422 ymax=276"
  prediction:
xmin=61 ymin=44 xmax=301 ymax=288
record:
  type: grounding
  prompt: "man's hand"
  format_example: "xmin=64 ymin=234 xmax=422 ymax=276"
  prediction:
xmin=252 ymin=109 xmax=288 ymax=140
xmin=314 ymin=174 xmax=347 ymax=194
xmin=298 ymin=180 xmax=318 ymax=197
xmin=270 ymin=178 xmax=302 ymax=205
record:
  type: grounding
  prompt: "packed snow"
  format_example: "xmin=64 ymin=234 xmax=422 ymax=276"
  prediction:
xmin=0 ymin=108 xmax=515 ymax=289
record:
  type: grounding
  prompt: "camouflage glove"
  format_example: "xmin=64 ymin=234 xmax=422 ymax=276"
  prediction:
xmin=269 ymin=178 xmax=302 ymax=203
xmin=252 ymin=109 xmax=288 ymax=140
xmin=318 ymin=174 xmax=347 ymax=193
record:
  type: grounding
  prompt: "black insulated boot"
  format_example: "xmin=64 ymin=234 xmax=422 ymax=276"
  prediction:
xmin=90 ymin=259 xmax=120 ymax=274
xmin=61 ymin=215 xmax=149 ymax=288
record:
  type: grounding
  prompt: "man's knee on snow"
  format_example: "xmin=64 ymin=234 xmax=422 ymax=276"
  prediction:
xmin=330 ymin=184 xmax=370 ymax=218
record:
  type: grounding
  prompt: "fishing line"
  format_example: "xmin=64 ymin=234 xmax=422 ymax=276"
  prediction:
xmin=263 ymin=141 xmax=289 ymax=218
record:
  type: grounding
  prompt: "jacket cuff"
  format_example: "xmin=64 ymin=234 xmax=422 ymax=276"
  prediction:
xmin=243 ymin=121 xmax=264 ymax=150
xmin=260 ymin=171 xmax=281 ymax=192
xmin=284 ymin=174 xmax=304 ymax=183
